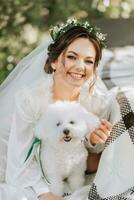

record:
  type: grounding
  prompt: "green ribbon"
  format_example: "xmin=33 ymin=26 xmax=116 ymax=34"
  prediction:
xmin=25 ymin=137 xmax=51 ymax=185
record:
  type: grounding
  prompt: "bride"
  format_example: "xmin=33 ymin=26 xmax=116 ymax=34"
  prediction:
xmin=0 ymin=18 xmax=134 ymax=200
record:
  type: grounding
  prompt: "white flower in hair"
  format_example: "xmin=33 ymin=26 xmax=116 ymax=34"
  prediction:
xmin=50 ymin=18 xmax=107 ymax=48
xmin=67 ymin=18 xmax=77 ymax=24
xmin=96 ymin=32 xmax=106 ymax=41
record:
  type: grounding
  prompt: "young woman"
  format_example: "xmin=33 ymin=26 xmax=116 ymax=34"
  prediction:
xmin=5 ymin=19 xmax=112 ymax=200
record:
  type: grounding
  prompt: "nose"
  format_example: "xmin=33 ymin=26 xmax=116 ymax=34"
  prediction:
xmin=63 ymin=128 xmax=70 ymax=136
xmin=76 ymin=60 xmax=84 ymax=71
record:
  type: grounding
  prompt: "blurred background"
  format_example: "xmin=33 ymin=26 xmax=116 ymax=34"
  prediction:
xmin=0 ymin=0 xmax=134 ymax=84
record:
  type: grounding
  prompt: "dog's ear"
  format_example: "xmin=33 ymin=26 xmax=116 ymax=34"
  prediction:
xmin=81 ymin=109 xmax=100 ymax=133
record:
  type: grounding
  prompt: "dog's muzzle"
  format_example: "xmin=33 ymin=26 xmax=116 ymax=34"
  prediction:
xmin=63 ymin=128 xmax=72 ymax=142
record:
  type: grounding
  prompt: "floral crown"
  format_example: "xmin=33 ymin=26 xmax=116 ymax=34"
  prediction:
xmin=50 ymin=18 xmax=107 ymax=48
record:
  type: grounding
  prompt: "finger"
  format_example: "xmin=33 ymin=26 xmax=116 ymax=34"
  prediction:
xmin=90 ymin=133 xmax=105 ymax=144
xmin=99 ymin=124 xmax=111 ymax=137
xmin=94 ymin=129 xmax=108 ymax=142
xmin=101 ymin=119 xmax=112 ymax=131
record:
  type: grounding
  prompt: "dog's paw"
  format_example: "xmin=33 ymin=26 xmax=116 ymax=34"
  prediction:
xmin=63 ymin=192 xmax=71 ymax=197
xmin=64 ymin=181 xmax=72 ymax=196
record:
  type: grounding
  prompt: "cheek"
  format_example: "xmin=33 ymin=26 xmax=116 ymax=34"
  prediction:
xmin=55 ymin=64 xmax=66 ymax=75
xmin=64 ymin=58 xmax=74 ymax=69
xmin=52 ymin=130 xmax=62 ymax=140
xmin=86 ymin=67 xmax=94 ymax=78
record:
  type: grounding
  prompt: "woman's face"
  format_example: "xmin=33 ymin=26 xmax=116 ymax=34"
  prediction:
xmin=52 ymin=37 xmax=96 ymax=88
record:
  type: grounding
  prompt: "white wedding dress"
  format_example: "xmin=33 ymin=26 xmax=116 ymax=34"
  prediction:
xmin=1 ymin=39 xmax=134 ymax=200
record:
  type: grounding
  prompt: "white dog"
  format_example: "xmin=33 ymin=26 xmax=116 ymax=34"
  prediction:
xmin=35 ymin=101 xmax=100 ymax=197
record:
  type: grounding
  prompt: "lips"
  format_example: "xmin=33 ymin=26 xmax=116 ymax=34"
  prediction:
xmin=68 ymin=72 xmax=85 ymax=80
xmin=63 ymin=136 xmax=72 ymax=142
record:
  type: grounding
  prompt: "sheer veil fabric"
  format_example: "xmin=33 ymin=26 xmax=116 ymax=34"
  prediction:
xmin=0 ymin=39 xmax=50 ymax=182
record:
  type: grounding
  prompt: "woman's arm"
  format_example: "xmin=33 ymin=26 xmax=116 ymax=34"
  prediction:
xmin=86 ymin=152 xmax=101 ymax=174
xmin=85 ymin=119 xmax=112 ymax=173
xmin=6 ymin=90 xmax=62 ymax=199
xmin=38 ymin=192 xmax=64 ymax=200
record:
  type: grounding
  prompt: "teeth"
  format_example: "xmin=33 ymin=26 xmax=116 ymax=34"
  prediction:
xmin=64 ymin=137 xmax=72 ymax=142
xmin=69 ymin=73 xmax=83 ymax=79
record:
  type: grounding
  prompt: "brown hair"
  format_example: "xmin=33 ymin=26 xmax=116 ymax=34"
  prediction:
xmin=44 ymin=26 xmax=102 ymax=74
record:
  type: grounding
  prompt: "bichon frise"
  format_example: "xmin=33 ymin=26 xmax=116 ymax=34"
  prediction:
xmin=35 ymin=101 xmax=100 ymax=197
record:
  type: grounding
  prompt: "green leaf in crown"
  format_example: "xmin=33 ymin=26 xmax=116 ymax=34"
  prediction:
xmin=49 ymin=18 xmax=107 ymax=48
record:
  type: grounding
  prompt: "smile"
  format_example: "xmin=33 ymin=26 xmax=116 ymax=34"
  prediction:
xmin=68 ymin=72 xmax=85 ymax=80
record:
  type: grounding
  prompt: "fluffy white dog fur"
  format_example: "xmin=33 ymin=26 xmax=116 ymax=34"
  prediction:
xmin=35 ymin=101 xmax=100 ymax=197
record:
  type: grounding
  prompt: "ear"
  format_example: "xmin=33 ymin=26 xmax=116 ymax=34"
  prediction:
xmin=82 ymin=111 xmax=100 ymax=133
xmin=51 ymin=61 xmax=57 ymax=71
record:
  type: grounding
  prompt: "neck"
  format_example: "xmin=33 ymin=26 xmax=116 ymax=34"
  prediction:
xmin=52 ymin=78 xmax=81 ymax=101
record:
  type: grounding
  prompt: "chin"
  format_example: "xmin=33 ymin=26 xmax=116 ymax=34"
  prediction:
xmin=66 ymin=77 xmax=87 ymax=87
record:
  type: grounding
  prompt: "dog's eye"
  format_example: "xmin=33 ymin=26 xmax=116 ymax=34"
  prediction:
xmin=56 ymin=122 xmax=61 ymax=126
xmin=70 ymin=121 xmax=75 ymax=124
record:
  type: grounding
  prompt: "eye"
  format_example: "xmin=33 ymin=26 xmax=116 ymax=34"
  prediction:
xmin=85 ymin=60 xmax=94 ymax=65
xmin=67 ymin=55 xmax=76 ymax=60
xmin=70 ymin=121 xmax=75 ymax=124
xmin=56 ymin=122 xmax=61 ymax=126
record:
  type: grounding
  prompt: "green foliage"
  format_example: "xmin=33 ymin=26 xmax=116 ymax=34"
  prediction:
xmin=0 ymin=0 xmax=45 ymax=84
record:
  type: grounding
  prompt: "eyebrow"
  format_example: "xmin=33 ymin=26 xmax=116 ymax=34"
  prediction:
xmin=67 ymin=51 xmax=94 ymax=59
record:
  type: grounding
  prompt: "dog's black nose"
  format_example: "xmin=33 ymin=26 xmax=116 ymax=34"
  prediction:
xmin=63 ymin=128 xmax=70 ymax=135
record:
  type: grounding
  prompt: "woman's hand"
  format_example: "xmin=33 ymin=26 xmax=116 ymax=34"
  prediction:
xmin=38 ymin=192 xmax=64 ymax=200
xmin=89 ymin=119 xmax=112 ymax=145
xmin=85 ymin=119 xmax=112 ymax=173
